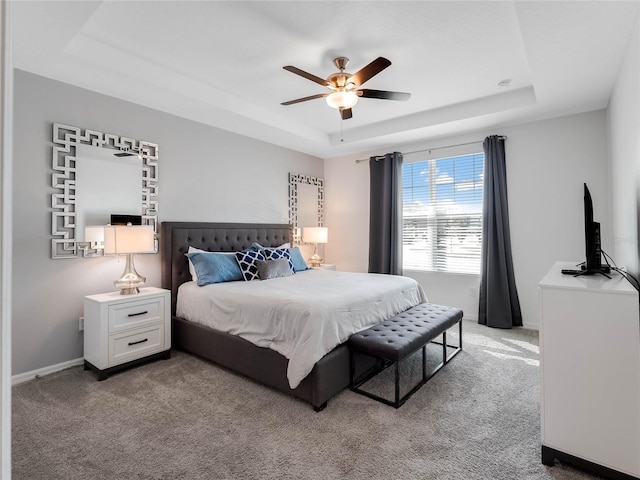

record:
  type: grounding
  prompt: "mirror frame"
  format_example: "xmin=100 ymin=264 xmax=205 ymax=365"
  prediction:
xmin=288 ymin=173 xmax=324 ymax=244
xmin=51 ymin=123 xmax=159 ymax=259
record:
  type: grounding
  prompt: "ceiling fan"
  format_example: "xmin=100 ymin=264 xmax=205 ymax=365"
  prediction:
xmin=281 ymin=56 xmax=411 ymax=120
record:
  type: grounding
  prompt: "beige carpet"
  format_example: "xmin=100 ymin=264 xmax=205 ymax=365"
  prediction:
xmin=12 ymin=320 xmax=602 ymax=480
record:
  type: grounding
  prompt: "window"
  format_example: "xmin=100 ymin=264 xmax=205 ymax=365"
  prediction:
xmin=402 ymin=152 xmax=484 ymax=274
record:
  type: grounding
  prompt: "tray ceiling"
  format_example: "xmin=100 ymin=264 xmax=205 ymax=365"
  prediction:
xmin=13 ymin=1 xmax=640 ymax=158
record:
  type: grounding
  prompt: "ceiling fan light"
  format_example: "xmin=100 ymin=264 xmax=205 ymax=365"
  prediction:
xmin=326 ymin=90 xmax=358 ymax=109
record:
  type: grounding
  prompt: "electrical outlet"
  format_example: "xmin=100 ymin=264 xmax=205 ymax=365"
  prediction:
xmin=79 ymin=316 xmax=84 ymax=331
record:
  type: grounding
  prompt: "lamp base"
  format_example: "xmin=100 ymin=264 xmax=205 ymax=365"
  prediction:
xmin=117 ymin=286 xmax=143 ymax=295
xmin=309 ymin=242 xmax=323 ymax=268
xmin=309 ymin=253 xmax=323 ymax=268
xmin=114 ymin=254 xmax=146 ymax=295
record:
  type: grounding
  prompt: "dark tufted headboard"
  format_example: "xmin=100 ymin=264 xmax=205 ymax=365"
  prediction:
xmin=160 ymin=222 xmax=291 ymax=316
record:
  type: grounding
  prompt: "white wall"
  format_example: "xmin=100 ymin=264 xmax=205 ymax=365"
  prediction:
xmin=324 ymin=154 xmax=370 ymax=273
xmin=609 ymin=14 xmax=640 ymax=278
xmin=325 ymin=110 xmax=609 ymax=329
xmin=12 ymin=70 xmax=323 ymax=376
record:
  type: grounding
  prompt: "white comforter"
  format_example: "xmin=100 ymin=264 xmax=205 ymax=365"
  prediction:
xmin=177 ymin=269 xmax=427 ymax=388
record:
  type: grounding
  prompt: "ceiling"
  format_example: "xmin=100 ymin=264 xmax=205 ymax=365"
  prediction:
xmin=12 ymin=1 xmax=640 ymax=159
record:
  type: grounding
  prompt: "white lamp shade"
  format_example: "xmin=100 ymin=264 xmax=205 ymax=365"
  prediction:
xmin=302 ymin=226 xmax=328 ymax=244
xmin=103 ymin=225 xmax=155 ymax=254
xmin=84 ymin=226 xmax=105 ymax=244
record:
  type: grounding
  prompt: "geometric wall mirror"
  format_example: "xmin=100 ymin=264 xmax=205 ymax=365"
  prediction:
xmin=288 ymin=173 xmax=324 ymax=244
xmin=51 ymin=123 xmax=159 ymax=259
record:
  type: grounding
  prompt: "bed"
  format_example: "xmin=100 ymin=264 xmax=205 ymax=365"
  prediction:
xmin=161 ymin=221 xmax=425 ymax=411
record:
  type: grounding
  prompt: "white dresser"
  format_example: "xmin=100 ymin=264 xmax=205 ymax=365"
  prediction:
xmin=84 ymin=287 xmax=171 ymax=380
xmin=539 ymin=262 xmax=640 ymax=478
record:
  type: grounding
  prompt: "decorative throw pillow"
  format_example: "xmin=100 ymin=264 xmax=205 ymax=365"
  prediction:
xmin=256 ymin=258 xmax=294 ymax=280
xmin=235 ymin=250 xmax=266 ymax=281
xmin=288 ymin=247 xmax=309 ymax=272
xmin=185 ymin=251 xmax=243 ymax=286
xmin=262 ymin=248 xmax=295 ymax=273
xmin=187 ymin=246 xmax=207 ymax=281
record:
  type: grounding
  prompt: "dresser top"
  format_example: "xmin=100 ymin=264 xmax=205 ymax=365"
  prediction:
xmin=539 ymin=261 xmax=638 ymax=295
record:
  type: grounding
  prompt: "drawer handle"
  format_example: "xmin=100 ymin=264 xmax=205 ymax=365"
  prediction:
xmin=128 ymin=338 xmax=148 ymax=346
xmin=127 ymin=310 xmax=148 ymax=318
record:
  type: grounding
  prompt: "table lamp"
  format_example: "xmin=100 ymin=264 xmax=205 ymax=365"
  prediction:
xmin=302 ymin=226 xmax=328 ymax=267
xmin=103 ymin=224 xmax=155 ymax=294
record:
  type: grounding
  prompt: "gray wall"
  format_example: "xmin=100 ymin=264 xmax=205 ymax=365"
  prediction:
xmin=12 ymin=70 xmax=323 ymax=375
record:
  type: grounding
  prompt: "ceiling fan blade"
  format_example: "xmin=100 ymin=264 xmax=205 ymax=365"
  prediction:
xmin=283 ymin=66 xmax=331 ymax=87
xmin=340 ymin=108 xmax=353 ymax=120
xmin=349 ymin=57 xmax=392 ymax=86
xmin=358 ymin=89 xmax=411 ymax=101
xmin=281 ymin=93 xmax=329 ymax=106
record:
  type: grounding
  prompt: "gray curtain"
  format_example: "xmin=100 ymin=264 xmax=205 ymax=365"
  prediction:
xmin=479 ymin=136 xmax=522 ymax=328
xmin=368 ymin=152 xmax=403 ymax=275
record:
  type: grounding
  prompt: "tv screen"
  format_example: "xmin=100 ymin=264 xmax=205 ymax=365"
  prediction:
xmin=110 ymin=214 xmax=142 ymax=226
xmin=583 ymin=183 xmax=602 ymax=273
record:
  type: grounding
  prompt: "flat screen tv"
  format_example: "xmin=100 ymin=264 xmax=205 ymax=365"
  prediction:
xmin=110 ymin=214 xmax=142 ymax=226
xmin=583 ymin=183 xmax=603 ymax=274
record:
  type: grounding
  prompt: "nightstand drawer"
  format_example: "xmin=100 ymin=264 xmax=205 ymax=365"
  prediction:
xmin=109 ymin=325 xmax=165 ymax=365
xmin=108 ymin=297 xmax=165 ymax=333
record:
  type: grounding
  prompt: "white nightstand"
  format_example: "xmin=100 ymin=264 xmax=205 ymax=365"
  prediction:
xmin=312 ymin=264 xmax=336 ymax=271
xmin=84 ymin=287 xmax=171 ymax=380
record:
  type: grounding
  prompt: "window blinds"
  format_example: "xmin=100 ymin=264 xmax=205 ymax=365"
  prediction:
xmin=402 ymin=153 xmax=484 ymax=274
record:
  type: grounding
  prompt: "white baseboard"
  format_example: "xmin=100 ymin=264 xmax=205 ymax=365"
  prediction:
xmin=11 ymin=357 xmax=84 ymax=386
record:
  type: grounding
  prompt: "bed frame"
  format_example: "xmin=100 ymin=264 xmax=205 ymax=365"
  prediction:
xmin=160 ymin=221 xmax=372 ymax=411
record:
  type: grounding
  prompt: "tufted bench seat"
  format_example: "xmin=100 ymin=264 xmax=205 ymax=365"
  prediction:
xmin=349 ymin=303 xmax=463 ymax=408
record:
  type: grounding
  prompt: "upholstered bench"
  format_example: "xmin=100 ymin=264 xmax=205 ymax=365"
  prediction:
xmin=349 ymin=303 xmax=463 ymax=408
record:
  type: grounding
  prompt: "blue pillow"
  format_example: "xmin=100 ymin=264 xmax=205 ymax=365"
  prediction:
xmin=262 ymin=248 xmax=295 ymax=273
xmin=235 ymin=250 xmax=265 ymax=281
xmin=288 ymin=247 xmax=309 ymax=272
xmin=185 ymin=252 xmax=243 ymax=286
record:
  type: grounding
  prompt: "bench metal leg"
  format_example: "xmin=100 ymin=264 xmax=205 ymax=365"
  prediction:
xmin=350 ymin=358 xmax=397 ymax=408
xmin=432 ymin=320 xmax=463 ymax=364
xmin=443 ymin=331 xmax=447 ymax=364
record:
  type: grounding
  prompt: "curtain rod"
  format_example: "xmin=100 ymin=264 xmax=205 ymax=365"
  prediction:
xmin=354 ymin=136 xmax=507 ymax=164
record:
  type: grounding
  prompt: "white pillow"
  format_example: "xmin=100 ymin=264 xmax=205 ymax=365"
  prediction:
xmin=251 ymin=242 xmax=291 ymax=250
